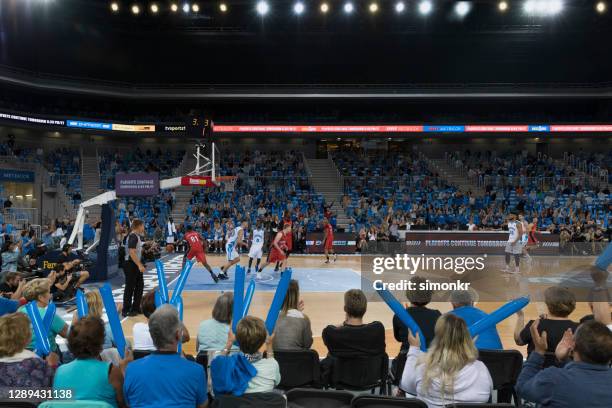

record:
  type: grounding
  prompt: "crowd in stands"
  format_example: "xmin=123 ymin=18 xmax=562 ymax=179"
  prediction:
xmin=333 ymin=149 xmax=611 ymax=247
xmin=0 ymin=272 xmax=610 ymax=407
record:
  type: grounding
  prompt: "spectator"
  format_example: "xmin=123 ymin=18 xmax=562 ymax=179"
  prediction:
xmin=273 ymin=279 xmax=313 ymax=351
xmin=0 ymin=271 xmax=25 ymax=299
xmin=321 ymin=289 xmax=386 ymax=383
xmin=1 ymin=241 xmax=21 ymax=273
xmin=516 ymin=319 xmax=612 ymax=407
xmin=53 ymin=316 xmax=129 ymax=408
xmin=401 ymin=314 xmax=493 ymax=407
xmin=197 ymin=292 xmax=234 ymax=353
xmin=0 ymin=313 xmax=58 ymax=395
xmin=74 ymin=291 xmax=115 ymax=350
xmin=123 ymin=304 xmax=208 ymax=408
xmin=19 ymin=278 xmax=68 ymax=353
xmin=392 ymin=276 xmax=442 ymax=380
xmin=0 ymin=296 xmax=20 ymax=317
xmin=449 ymin=290 xmax=503 ymax=350
xmin=515 ymin=286 xmax=578 ymax=360
xmin=214 ymin=316 xmax=280 ymax=394
xmin=57 ymin=244 xmax=90 ymax=288
xmin=133 ymin=290 xmax=165 ymax=351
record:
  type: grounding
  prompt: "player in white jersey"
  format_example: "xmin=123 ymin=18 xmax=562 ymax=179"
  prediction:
xmin=219 ymin=219 xmax=248 ymax=279
xmin=518 ymin=214 xmax=531 ymax=260
xmin=247 ymin=219 xmax=266 ymax=274
xmin=213 ymin=219 xmax=224 ymax=254
xmin=502 ymin=212 xmax=523 ymax=274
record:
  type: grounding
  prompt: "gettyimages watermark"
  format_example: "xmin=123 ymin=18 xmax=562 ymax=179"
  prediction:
xmin=361 ymin=242 xmax=610 ymax=302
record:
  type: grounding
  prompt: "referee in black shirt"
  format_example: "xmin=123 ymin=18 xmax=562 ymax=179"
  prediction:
xmin=123 ymin=219 xmax=146 ymax=317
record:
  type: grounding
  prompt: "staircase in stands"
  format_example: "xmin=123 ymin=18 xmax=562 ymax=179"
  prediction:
xmin=304 ymin=157 xmax=351 ymax=229
xmin=426 ymin=156 xmax=485 ymax=197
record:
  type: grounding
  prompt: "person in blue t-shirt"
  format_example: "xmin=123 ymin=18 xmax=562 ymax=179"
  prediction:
xmin=449 ymin=290 xmax=503 ymax=350
xmin=0 ymin=296 xmax=19 ymax=317
xmin=124 ymin=304 xmax=208 ymax=408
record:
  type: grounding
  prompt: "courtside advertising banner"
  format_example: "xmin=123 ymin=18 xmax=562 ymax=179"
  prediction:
xmin=305 ymin=232 xmax=356 ymax=254
xmin=404 ymin=231 xmax=560 ymax=255
xmin=115 ymin=172 xmax=160 ymax=196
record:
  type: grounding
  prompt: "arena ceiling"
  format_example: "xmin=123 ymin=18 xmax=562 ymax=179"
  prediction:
xmin=1 ymin=0 xmax=612 ymax=98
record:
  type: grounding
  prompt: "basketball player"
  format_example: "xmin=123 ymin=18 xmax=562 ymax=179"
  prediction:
xmin=322 ymin=218 xmax=337 ymax=263
xmin=502 ymin=213 xmax=523 ymax=274
xmin=184 ymin=225 xmax=219 ymax=283
xmin=247 ymin=219 xmax=265 ymax=274
xmin=527 ymin=216 xmax=540 ymax=251
xmin=275 ymin=219 xmax=292 ymax=271
xmin=519 ymin=214 xmax=531 ymax=260
xmin=219 ymin=219 xmax=248 ymax=279
xmin=257 ymin=222 xmax=292 ymax=279
xmin=213 ymin=219 xmax=224 ymax=254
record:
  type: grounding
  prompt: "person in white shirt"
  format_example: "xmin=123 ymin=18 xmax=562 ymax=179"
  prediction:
xmin=401 ymin=314 xmax=492 ymax=408
xmin=247 ymin=220 xmax=265 ymax=274
xmin=219 ymin=219 xmax=248 ymax=279
xmin=165 ymin=218 xmax=177 ymax=247
xmin=502 ymin=212 xmax=523 ymax=274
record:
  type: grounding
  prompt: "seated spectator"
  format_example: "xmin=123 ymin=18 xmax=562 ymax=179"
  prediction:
xmin=515 ymin=286 xmax=578 ymax=360
xmin=273 ymin=279 xmax=313 ymax=351
xmin=0 ymin=271 xmax=25 ymax=299
xmin=321 ymin=289 xmax=386 ymax=383
xmin=401 ymin=314 xmax=493 ymax=407
xmin=133 ymin=290 xmax=191 ymax=352
xmin=517 ymin=319 xmax=612 ymax=407
xmin=53 ymin=316 xmax=128 ymax=408
xmin=213 ymin=316 xmax=280 ymax=395
xmin=19 ymin=278 xmax=68 ymax=353
xmin=449 ymin=290 xmax=502 ymax=350
xmin=132 ymin=290 xmax=158 ymax=351
xmin=0 ymin=312 xmax=58 ymax=395
xmin=1 ymin=241 xmax=21 ymax=273
xmin=123 ymin=304 xmax=208 ymax=408
xmin=197 ymin=292 xmax=234 ymax=352
xmin=56 ymin=244 xmax=90 ymax=287
xmin=0 ymin=296 xmax=20 ymax=317
xmin=392 ymin=276 xmax=441 ymax=380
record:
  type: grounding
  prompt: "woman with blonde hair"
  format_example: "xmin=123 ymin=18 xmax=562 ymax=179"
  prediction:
xmin=18 ymin=278 xmax=68 ymax=353
xmin=401 ymin=314 xmax=492 ymax=407
xmin=71 ymin=291 xmax=115 ymax=350
xmin=273 ymin=279 xmax=313 ymax=351
xmin=0 ymin=313 xmax=58 ymax=394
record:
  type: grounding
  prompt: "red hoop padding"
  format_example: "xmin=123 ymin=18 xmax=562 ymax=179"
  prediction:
xmin=180 ymin=176 xmax=217 ymax=187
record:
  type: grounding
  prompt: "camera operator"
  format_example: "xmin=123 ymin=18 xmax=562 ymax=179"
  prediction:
xmin=50 ymin=262 xmax=81 ymax=302
xmin=56 ymin=244 xmax=90 ymax=288
xmin=0 ymin=272 xmax=25 ymax=300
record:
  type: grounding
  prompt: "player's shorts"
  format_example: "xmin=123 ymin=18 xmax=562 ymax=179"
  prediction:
xmin=226 ymin=243 xmax=239 ymax=261
xmin=324 ymin=238 xmax=334 ymax=250
xmin=187 ymin=249 xmax=207 ymax=265
xmin=505 ymin=241 xmax=523 ymax=255
xmin=521 ymin=236 xmax=528 ymax=247
xmin=268 ymin=248 xmax=286 ymax=263
xmin=248 ymin=246 xmax=263 ymax=259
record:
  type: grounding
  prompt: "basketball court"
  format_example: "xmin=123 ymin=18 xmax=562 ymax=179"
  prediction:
xmin=118 ymin=253 xmax=601 ymax=358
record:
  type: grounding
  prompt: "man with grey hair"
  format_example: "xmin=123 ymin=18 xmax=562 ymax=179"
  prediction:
xmin=123 ymin=305 xmax=208 ymax=407
xmin=448 ymin=289 xmax=503 ymax=350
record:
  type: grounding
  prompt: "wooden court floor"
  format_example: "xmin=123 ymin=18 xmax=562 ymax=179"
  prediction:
xmin=122 ymin=255 xmax=603 ymax=358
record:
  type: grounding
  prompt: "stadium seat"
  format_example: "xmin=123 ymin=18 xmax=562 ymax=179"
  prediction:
xmin=444 ymin=404 xmax=515 ymax=408
xmin=211 ymin=392 xmax=286 ymax=407
xmin=328 ymin=353 xmax=389 ymax=395
xmin=38 ymin=401 xmax=114 ymax=408
xmin=477 ymin=349 xmax=523 ymax=406
xmin=0 ymin=402 xmax=38 ymax=408
xmin=275 ymin=349 xmax=321 ymax=390
xmin=133 ymin=349 xmax=152 ymax=359
xmin=286 ymin=388 xmax=353 ymax=408
xmin=351 ymin=395 xmax=428 ymax=407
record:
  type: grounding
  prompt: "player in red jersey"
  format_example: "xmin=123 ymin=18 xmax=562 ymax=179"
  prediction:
xmin=322 ymin=218 xmax=337 ymax=263
xmin=184 ymin=225 xmax=219 ymax=283
xmin=257 ymin=223 xmax=292 ymax=279
xmin=275 ymin=219 xmax=292 ymax=271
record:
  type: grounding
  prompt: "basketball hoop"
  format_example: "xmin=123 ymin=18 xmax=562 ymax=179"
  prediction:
xmin=216 ymin=176 xmax=237 ymax=192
